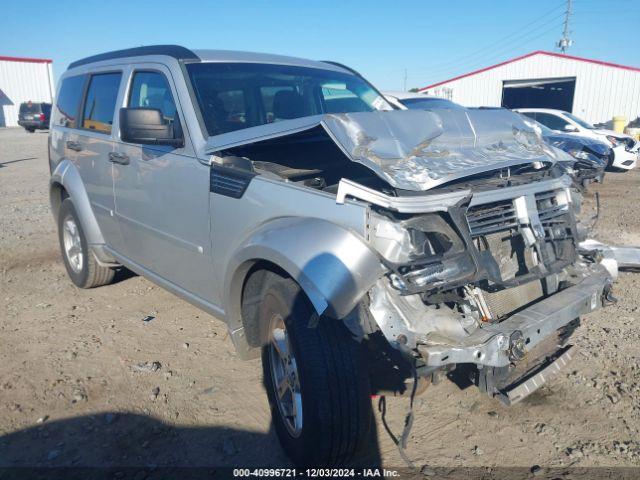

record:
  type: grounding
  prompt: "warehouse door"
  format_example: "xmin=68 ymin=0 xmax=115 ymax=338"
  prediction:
xmin=501 ymin=77 xmax=575 ymax=111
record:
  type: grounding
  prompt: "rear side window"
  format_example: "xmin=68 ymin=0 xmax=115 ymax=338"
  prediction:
xmin=56 ymin=75 xmax=86 ymax=128
xmin=82 ymin=73 xmax=122 ymax=134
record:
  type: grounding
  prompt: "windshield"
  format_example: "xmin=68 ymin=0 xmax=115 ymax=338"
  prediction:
xmin=564 ymin=112 xmax=594 ymax=129
xmin=400 ymin=97 xmax=464 ymax=110
xmin=186 ymin=62 xmax=392 ymax=136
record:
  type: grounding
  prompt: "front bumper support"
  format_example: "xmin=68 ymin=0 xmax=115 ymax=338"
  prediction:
xmin=417 ymin=268 xmax=611 ymax=368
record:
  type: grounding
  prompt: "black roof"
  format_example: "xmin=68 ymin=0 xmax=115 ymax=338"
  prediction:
xmin=68 ymin=45 xmax=199 ymax=69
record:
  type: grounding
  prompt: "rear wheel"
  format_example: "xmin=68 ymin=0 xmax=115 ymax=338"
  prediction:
xmin=259 ymin=273 xmax=373 ymax=467
xmin=58 ymin=198 xmax=115 ymax=288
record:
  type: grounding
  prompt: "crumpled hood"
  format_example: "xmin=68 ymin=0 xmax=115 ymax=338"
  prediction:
xmin=206 ymin=109 xmax=565 ymax=191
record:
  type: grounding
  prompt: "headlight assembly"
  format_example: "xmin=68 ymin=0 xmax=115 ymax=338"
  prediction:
xmin=370 ymin=212 xmax=476 ymax=292
xmin=371 ymin=213 xmax=463 ymax=263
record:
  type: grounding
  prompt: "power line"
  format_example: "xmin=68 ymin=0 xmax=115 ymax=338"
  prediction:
xmin=416 ymin=1 xmax=566 ymax=73
xmin=412 ymin=19 xmax=564 ymax=81
xmin=410 ymin=13 xmax=566 ymax=79
xmin=460 ymin=22 xmax=564 ymax=70
xmin=415 ymin=20 xmax=565 ymax=88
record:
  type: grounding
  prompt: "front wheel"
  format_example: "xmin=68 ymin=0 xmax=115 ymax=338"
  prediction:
xmin=57 ymin=198 xmax=115 ymax=288
xmin=259 ymin=273 xmax=373 ymax=467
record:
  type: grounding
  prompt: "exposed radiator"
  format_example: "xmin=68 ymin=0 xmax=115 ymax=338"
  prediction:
xmin=483 ymin=279 xmax=544 ymax=320
xmin=480 ymin=231 xmax=536 ymax=280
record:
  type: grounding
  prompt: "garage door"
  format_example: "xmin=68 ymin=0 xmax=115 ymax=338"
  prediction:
xmin=501 ymin=77 xmax=576 ymax=111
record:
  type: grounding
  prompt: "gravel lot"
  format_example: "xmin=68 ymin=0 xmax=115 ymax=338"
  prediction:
xmin=1 ymin=127 xmax=640 ymax=477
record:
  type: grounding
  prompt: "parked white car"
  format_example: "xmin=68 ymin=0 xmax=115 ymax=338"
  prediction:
xmin=384 ymin=91 xmax=465 ymax=110
xmin=516 ymin=108 xmax=639 ymax=171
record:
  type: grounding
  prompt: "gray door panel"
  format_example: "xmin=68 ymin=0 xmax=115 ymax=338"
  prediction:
xmin=113 ymin=146 xmax=212 ymax=300
xmin=112 ymin=65 xmax=213 ymax=300
xmin=74 ymin=132 xmax=121 ymax=247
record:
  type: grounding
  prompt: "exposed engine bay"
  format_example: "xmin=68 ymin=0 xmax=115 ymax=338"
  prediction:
xmin=210 ymin=108 xmax=637 ymax=405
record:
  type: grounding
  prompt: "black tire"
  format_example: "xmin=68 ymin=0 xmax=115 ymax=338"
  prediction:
xmin=57 ymin=198 xmax=115 ymax=288
xmin=259 ymin=272 xmax=372 ymax=467
xmin=25 ymin=128 xmax=35 ymax=133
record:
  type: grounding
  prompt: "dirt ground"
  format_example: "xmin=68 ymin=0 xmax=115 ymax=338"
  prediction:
xmin=1 ymin=127 xmax=640 ymax=477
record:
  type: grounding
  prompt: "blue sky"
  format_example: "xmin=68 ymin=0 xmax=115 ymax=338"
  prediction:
xmin=3 ymin=0 xmax=639 ymax=90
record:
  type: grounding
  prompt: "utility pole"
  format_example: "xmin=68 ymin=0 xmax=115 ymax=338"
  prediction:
xmin=403 ymin=68 xmax=407 ymax=91
xmin=557 ymin=0 xmax=573 ymax=53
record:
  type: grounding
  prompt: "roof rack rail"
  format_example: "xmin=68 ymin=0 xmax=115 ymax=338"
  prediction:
xmin=68 ymin=45 xmax=199 ymax=69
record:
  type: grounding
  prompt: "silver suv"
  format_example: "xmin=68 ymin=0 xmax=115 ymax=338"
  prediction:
xmin=49 ymin=45 xmax=618 ymax=467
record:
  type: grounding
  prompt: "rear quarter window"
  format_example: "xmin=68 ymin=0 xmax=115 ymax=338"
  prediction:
xmin=55 ymin=75 xmax=86 ymax=128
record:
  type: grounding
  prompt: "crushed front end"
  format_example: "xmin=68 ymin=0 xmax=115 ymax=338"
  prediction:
xmin=351 ymin=171 xmax=616 ymax=404
xmin=213 ymin=106 xmax=621 ymax=404
xmin=299 ymin=108 xmax=622 ymax=405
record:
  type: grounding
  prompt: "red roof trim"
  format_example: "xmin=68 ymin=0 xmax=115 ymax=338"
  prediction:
xmin=419 ymin=50 xmax=640 ymax=91
xmin=0 ymin=55 xmax=52 ymax=64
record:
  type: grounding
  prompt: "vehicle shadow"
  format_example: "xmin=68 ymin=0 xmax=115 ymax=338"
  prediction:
xmin=0 ymin=410 xmax=381 ymax=479
xmin=112 ymin=266 xmax=138 ymax=284
xmin=0 ymin=414 xmax=274 ymax=479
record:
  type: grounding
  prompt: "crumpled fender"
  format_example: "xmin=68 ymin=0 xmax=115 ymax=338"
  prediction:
xmin=224 ymin=216 xmax=385 ymax=329
xmin=49 ymin=159 xmax=105 ymax=247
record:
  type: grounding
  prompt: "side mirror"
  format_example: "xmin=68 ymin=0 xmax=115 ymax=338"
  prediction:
xmin=563 ymin=123 xmax=578 ymax=133
xmin=119 ymin=108 xmax=184 ymax=147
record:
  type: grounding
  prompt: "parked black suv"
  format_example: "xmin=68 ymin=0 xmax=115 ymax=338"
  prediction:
xmin=18 ymin=101 xmax=51 ymax=132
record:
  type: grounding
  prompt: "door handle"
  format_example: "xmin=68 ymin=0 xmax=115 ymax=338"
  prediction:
xmin=108 ymin=152 xmax=130 ymax=165
xmin=66 ymin=140 xmax=82 ymax=152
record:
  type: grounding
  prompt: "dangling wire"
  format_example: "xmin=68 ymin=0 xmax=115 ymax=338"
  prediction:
xmin=590 ymin=191 xmax=601 ymax=230
xmin=377 ymin=362 xmax=419 ymax=470
xmin=397 ymin=362 xmax=418 ymax=469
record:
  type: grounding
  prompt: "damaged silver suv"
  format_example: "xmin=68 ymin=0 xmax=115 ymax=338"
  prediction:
xmin=49 ymin=46 xmax=623 ymax=467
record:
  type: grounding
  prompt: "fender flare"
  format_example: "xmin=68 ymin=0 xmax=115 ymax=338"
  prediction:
xmin=49 ymin=159 xmax=107 ymax=249
xmin=224 ymin=217 xmax=384 ymax=354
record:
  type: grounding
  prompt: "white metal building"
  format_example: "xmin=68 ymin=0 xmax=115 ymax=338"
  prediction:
xmin=0 ymin=55 xmax=54 ymax=128
xmin=419 ymin=50 xmax=640 ymax=125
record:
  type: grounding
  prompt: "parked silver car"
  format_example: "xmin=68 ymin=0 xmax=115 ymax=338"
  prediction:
xmin=49 ymin=45 xmax=624 ymax=467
